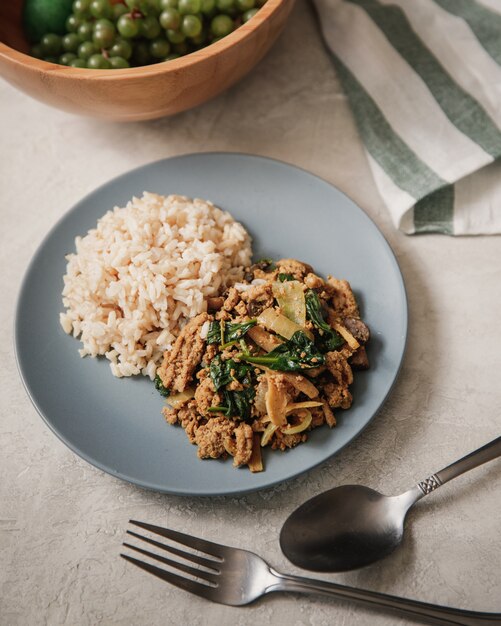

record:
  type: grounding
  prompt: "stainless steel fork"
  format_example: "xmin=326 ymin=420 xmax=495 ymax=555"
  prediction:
xmin=121 ymin=520 xmax=500 ymax=626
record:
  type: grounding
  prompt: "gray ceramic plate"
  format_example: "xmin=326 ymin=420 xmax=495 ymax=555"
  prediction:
xmin=15 ymin=153 xmax=407 ymax=496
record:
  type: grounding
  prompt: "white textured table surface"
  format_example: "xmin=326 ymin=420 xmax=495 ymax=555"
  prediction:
xmin=1 ymin=2 xmax=501 ymax=624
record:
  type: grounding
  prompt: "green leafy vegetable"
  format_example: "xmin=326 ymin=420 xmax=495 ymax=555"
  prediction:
xmin=278 ymin=272 xmax=294 ymax=282
xmin=305 ymin=290 xmax=345 ymax=352
xmin=241 ymin=331 xmax=325 ymax=372
xmin=154 ymin=374 xmax=170 ymax=397
xmin=206 ymin=319 xmax=257 ymax=346
xmin=255 ymin=258 xmax=276 ymax=272
xmin=208 ymin=356 xmax=255 ymax=420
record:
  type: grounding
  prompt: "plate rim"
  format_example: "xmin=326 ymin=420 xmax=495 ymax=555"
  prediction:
xmin=14 ymin=151 xmax=408 ymax=497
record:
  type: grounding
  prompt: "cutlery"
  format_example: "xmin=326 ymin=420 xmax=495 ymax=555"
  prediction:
xmin=280 ymin=436 xmax=501 ymax=572
xmin=121 ymin=520 xmax=501 ymax=625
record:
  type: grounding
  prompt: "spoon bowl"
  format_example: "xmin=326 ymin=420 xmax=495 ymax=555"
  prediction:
xmin=279 ymin=436 xmax=501 ymax=572
xmin=280 ymin=485 xmax=418 ymax=572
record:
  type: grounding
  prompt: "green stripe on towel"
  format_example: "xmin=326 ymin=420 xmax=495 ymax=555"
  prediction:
xmin=414 ymin=185 xmax=454 ymax=235
xmin=332 ymin=56 xmax=446 ymax=199
xmin=348 ymin=0 xmax=501 ymax=158
xmin=433 ymin=0 xmax=501 ymax=66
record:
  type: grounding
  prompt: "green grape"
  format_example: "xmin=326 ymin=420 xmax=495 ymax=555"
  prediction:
xmin=109 ymin=38 xmax=133 ymax=60
xmin=216 ymin=0 xmax=235 ymax=14
xmin=236 ymin=0 xmax=254 ymax=10
xmin=40 ymin=33 xmax=63 ymax=56
xmin=87 ymin=53 xmax=112 ymax=68
xmin=159 ymin=8 xmax=180 ymax=29
xmin=77 ymin=22 xmax=94 ymax=41
xmin=62 ymin=33 xmax=81 ymax=52
xmin=178 ymin=0 xmax=200 ymax=14
xmin=255 ymin=0 xmax=266 ymax=6
xmin=166 ymin=29 xmax=185 ymax=43
xmin=160 ymin=0 xmax=178 ymax=8
xmin=30 ymin=44 xmax=44 ymax=59
xmin=109 ymin=56 xmax=130 ymax=68
xmin=70 ymin=57 xmax=88 ymax=67
xmin=189 ymin=26 xmax=207 ymax=45
xmin=140 ymin=16 xmax=162 ymax=38
xmin=164 ymin=53 xmax=180 ymax=60
xmin=200 ymin=0 xmax=216 ymax=15
xmin=113 ymin=3 xmax=129 ymax=19
xmin=90 ymin=0 xmax=113 ymax=19
xmin=131 ymin=40 xmax=151 ymax=65
xmin=93 ymin=19 xmax=116 ymax=47
xmin=117 ymin=14 xmax=140 ymax=37
xmin=59 ymin=52 xmax=77 ymax=65
xmin=73 ymin=0 xmax=92 ymax=17
xmin=210 ymin=14 xmax=233 ymax=36
xmin=78 ymin=40 xmax=97 ymax=59
xmin=242 ymin=7 xmax=257 ymax=21
xmin=66 ymin=15 xmax=82 ymax=33
xmin=181 ymin=15 xmax=202 ymax=37
xmin=149 ymin=37 xmax=171 ymax=57
xmin=44 ymin=55 xmax=60 ymax=63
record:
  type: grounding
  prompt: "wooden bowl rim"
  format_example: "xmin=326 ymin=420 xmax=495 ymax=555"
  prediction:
xmin=0 ymin=0 xmax=287 ymax=80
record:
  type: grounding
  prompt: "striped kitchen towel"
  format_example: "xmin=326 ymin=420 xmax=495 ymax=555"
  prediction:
xmin=313 ymin=0 xmax=501 ymax=234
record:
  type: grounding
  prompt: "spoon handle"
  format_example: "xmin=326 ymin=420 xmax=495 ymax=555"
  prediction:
xmin=417 ymin=436 xmax=501 ymax=496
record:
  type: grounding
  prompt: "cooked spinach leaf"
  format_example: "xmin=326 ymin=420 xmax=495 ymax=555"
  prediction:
xmin=154 ymin=374 xmax=170 ymax=397
xmin=278 ymin=272 xmax=294 ymax=282
xmin=206 ymin=319 xmax=257 ymax=346
xmin=305 ymin=289 xmax=344 ymax=352
xmin=241 ymin=331 xmax=325 ymax=372
xmin=208 ymin=356 xmax=255 ymax=420
xmin=255 ymin=258 xmax=277 ymax=272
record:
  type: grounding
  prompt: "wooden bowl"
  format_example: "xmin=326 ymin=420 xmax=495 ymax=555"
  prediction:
xmin=0 ymin=0 xmax=293 ymax=121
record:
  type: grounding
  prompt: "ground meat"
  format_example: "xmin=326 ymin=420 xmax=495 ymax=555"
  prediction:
xmin=241 ymin=283 xmax=274 ymax=317
xmin=350 ymin=346 xmax=370 ymax=370
xmin=326 ymin=351 xmax=353 ymax=386
xmin=232 ymin=423 xmax=254 ymax=466
xmin=223 ymin=287 xmax=241 ymax=312
xmin=327 ymin=278 xmax=360 ymax=317
xmin=195 ymin=416 xmax=235 ymax=459
xmin=272 ymin=430 xmax=308 ymax=450
xmin=158 ymin=312 xmax=210 ymax=393
xmin=194 ymin=374 xmax=219 ymax=416
xmin=276 ymin=259 xmax=313 ymax=280
xmin=162 ymin=401 xmax=204 ymax=444
xmin=304 ymin=272 xmax=325 ymax=290
xmin=324 ymin=351 xmax=354 ymax=409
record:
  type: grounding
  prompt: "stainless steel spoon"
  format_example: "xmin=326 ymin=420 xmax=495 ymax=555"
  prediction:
xmin=280 ymin=436 xmax=501 ymax=572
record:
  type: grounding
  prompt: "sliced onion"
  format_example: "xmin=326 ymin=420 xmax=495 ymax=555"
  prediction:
xmin=285 ymin=401 xmax=323 ymax=415
xmin=261 ymin=423 xmax=278 ymax=446
xmin=281 ymin=409 xmax=312 ymax=435
xmin=272 ymin=280 xmax=306 ymax=326
xmin=257 ymin=307 xmax=314 ymax=341
xmin=333 ymin=323 xmax=360 ymax=350
xmin=167 ymin=387 xmax=195 ymax=408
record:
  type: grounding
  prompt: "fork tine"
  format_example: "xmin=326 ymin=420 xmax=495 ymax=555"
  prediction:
xmin=122 ymin=542 xmax=219 ymax=585
xmin=121 ymin=554 xmax=217 ymax=601
xmin=129 ymin=520 xmax=227 ymax=559
xmin=126 ymin=530 xmax=220 ymax=571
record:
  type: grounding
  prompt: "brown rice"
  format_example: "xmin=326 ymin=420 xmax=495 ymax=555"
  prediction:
xmin=59 ymin=192 xmax=252 ymax=378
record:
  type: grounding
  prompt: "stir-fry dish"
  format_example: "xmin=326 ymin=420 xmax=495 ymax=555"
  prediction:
xmin=156 ymin=258 xmax=370 ymax=472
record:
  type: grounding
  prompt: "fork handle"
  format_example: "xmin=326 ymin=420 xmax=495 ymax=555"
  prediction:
xmin=270 ymin=572 xmax=501 ymax=625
